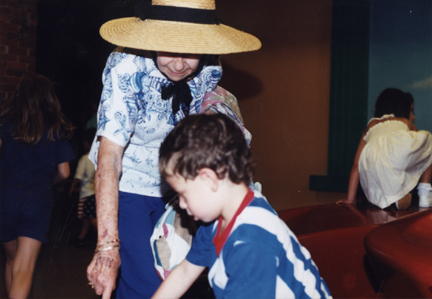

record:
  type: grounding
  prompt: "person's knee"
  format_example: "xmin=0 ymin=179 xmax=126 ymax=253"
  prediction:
xmin=13 ymin=237 xmax=42 ymax=273
xmin=12 ymin=259 xmax=37 ymax=276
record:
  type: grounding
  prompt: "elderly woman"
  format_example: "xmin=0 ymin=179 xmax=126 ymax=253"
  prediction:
xmin=86 ymin=0 xmax=260 ymax=298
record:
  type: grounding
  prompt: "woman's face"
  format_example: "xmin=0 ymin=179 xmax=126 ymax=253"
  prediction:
xmin=156 ymin=52 xmax=202 ymax=82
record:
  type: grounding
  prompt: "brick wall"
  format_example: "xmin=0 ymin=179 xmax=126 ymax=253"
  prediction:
xmin=0 ymin=0 xmax=38 ymax=103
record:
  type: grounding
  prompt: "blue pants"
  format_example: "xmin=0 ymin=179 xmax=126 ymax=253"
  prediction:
xmin=116 ymin=191 xmax=166 ymax=299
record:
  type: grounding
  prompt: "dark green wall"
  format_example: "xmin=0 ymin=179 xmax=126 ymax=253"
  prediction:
xmin=310 ymin=0 xmax=370 ymax=192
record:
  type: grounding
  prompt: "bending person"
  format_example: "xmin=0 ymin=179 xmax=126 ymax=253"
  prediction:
xmin=337 ymin=88 xmax=432 ymax=210
xmin=86 ymin=0 xmax=261 ymax=298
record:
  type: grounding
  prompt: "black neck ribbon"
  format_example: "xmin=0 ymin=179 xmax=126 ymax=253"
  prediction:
xmin=161 ymin=80 xmax=193 ymax=117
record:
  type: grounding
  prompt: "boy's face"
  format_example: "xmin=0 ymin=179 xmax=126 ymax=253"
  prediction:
xmin=165 ymin=171 xmax=222 ymax=223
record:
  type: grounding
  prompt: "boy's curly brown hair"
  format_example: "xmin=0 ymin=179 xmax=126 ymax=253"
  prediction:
xmin=159 ymin=114 xmax=253 ymax=185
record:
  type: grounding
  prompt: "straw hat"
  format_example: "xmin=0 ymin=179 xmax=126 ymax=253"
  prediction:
xmin=100 ymin=0 xmax=261 ymax=54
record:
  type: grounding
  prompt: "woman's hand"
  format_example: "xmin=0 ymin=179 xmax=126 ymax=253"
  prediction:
xmin=87 ymin=250 xmax=121 ymax=299
xmin=336 ymin=198 xmax=356 ymax=205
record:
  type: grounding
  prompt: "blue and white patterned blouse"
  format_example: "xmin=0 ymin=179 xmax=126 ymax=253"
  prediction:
xmin=89 ymin=48 xmax=222 ymax=197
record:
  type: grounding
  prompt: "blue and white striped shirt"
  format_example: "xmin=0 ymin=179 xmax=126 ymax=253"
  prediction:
xmin=187 ymin=189 xmax=332 ymax=298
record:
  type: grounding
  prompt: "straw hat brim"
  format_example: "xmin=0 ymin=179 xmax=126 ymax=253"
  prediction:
xmin=100 ymin=17 xmax=261 ymax=54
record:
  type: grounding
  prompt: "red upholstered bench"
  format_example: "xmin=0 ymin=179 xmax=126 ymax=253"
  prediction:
xmin=365 ymin=208 xmax=432 ymax=298
xmin=279 ymin=203 xmax=425 ymax=298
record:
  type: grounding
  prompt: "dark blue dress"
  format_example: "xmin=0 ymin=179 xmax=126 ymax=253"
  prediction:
xmin=0 ymin=124 xmax=75 ymax=243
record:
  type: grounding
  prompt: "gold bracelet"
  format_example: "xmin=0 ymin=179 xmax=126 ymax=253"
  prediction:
xmin=96 ymin=239 xmax=120 ymax=249
xmin=94 ymin=244 xmax=120 ymax=254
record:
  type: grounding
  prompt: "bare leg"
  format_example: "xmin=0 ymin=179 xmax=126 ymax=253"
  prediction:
xmin=420 ymin=164 xmax=432 ymax=183
xmin=7 ymin=237 xmax=42 ymax=299
xmin=3 ymin=239 xmax=17 ymax=295
xmin=396 ymin=193 xmax=411 ymax=210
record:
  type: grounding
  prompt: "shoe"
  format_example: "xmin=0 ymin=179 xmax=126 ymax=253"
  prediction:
xmin=419 ymin=194 xmax=432 ymax=208
xmin=418 ymin=183 xmax=432 ymax=207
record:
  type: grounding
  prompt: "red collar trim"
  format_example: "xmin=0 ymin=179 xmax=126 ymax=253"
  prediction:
xmin=213 ymin=188 xmax=254 ymax=256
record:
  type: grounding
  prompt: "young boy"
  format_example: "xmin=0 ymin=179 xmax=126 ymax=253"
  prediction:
xmin=153 ymin=114 xmax=332 ymax=299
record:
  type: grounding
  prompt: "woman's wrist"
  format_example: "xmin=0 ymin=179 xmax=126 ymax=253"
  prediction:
xmin=97 ymin=238 xmax=120 ymax=246
xmin=95 ymin=238 xmax=121 ymax=253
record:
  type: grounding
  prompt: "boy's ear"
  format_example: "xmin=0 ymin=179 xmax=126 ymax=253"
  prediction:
xmin=198 ymin=168 xmax=219 ymax=192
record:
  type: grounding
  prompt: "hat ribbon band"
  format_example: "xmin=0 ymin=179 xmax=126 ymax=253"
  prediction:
xmin=142 ymin=5 xmax=219 ymax=25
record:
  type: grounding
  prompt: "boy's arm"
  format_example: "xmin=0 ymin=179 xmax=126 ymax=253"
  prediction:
xmin=337 ymin=135 xmax=366 ymax=205
xmin=152 ymin=259 xmax=205 ymax=299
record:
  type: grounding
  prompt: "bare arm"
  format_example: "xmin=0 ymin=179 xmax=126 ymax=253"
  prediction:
xmin=53 ymin=162 xmax=70 ymax=185
xmin=152 ymin=260 xmax=205 ymax=299
xmin=69 ymin=178 xmax=81 ymax=197
xmin=87 ymin=137 xmax=124 ymax=299
xmin=337 ymin=135 xmax=366 ymax=205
